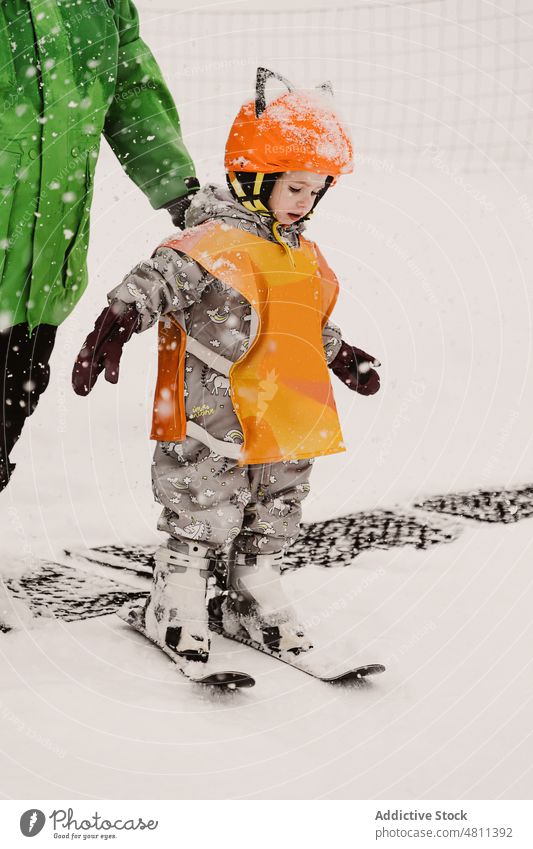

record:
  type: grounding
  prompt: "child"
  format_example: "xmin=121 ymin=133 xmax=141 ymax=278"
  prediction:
xmin=72 ymin=68 xmax=380 ymax=665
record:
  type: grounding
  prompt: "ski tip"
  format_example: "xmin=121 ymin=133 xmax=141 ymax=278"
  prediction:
xmin=356 ymin=663 xmax=386 ymax=677
xmin=196 ymin=671 xmax=256 ymax=689
xmin=321 ymin=663 xmax=386 ymax=683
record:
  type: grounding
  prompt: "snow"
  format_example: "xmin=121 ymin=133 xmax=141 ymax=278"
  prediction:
xmin=260 ymin=89 xmax=353 ymax=172
xmin=0 ymin=518 xmax=531 ymax=799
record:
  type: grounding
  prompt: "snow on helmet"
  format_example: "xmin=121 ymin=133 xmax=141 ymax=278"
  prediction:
xmin=225 ymin=67 xmax=354 ymax=218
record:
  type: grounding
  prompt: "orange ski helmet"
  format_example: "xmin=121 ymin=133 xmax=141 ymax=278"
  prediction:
xmin=225 ymin=68 xmax=353 ymax=219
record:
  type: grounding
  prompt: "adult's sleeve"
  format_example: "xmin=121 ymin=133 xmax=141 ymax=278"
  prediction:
xmin=103 ymin=0 xmax=196 ymax=209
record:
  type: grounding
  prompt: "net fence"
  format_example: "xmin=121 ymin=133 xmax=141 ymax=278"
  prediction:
xmin=136 ymin=0 xmax=533 ymax=173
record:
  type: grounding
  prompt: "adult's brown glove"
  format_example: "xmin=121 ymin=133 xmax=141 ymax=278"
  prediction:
xmin=161 ymin=177 xmax=201 ymax=229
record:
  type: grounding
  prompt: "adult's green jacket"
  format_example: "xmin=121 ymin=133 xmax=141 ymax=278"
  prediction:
xmin=0 ymin=0 xmax=195 ymax=332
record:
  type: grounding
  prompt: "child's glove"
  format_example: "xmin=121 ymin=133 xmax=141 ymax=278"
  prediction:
xmin=160 ymin=177 xmax=201 ymax=229
xmin=329 ymin=341 xmax=381 ymax=395
xmin=72 ymin=302 xmax=139 ymax=396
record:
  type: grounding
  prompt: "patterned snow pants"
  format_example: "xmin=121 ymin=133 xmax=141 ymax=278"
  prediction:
xmin=152 ymin=436 xmax=314 ymax=555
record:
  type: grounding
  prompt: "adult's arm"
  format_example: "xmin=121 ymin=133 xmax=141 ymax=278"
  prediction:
xmin=103 ymin=0 xmax=196 ymax=209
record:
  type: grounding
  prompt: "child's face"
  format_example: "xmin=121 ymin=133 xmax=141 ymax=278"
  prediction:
xmin=267 ymin=171 xmax=328 ymax=225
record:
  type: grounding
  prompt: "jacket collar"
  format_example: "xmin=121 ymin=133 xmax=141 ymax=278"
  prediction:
xmin=184 ymin=183 xmax=306 ymax=249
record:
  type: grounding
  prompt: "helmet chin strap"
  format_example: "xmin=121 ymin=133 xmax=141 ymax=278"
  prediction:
xmin=271 ymin=220 xmax=296 ymax=268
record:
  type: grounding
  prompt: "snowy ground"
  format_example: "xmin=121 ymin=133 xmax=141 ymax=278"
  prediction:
xmin=1 ymin=141 xmax=532 ymax=799
xmin=0 ymin=514 xmax=532 ymax=800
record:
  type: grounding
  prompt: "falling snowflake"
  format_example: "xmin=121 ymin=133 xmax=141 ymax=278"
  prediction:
xmin=0 ymin=311 xmax=13 ymax=332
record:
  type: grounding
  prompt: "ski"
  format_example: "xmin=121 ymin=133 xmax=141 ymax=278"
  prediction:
xmin=117 ymin=604 xmax=255 ymax=690
xmin=64 ymin=544 xmax=155 ymax=577
xmin=208 ymin=597 xmax=385 ymax=684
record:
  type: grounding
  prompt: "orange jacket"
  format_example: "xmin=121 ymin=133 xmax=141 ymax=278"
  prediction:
xmin=151 ymin=220 xmax=346 ymax=466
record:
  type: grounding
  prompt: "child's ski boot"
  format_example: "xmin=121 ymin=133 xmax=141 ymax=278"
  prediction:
xmin=218 ymin=547 xmax=313 ymax=655
xmin=124 ymin=538 xmax=216 ymax=663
